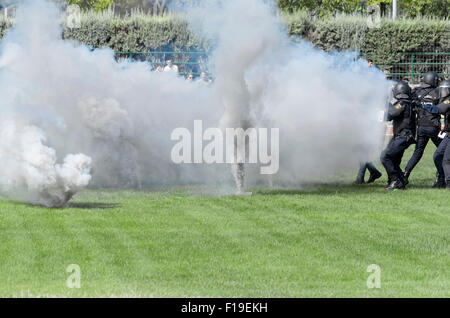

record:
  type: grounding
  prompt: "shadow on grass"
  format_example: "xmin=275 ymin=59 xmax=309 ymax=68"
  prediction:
xmin=253 ymin=183 xmax=388 ymax=196
xmin=0 ymin=200 xmax=119 ymax=210
xmin=253 ymin=179 xmax=444 ymax=196
xmin=65 ymin=202 xmax=120 ymax=210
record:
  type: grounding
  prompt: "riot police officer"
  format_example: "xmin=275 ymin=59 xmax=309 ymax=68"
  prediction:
xmin=381 ymin=81 xmax=417 ymax=190
xmin=420 ymin=80 xmax=450 ymax=189
xmin=404 ymin=72 xmax=441 ymax=185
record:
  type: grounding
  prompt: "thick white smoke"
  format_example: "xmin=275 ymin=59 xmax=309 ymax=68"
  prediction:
xmin=0 ymin=120 xmax=92 ymax=207
xmin=189 ymin=0 xmax=388 ymax=186
xmin=0 ymin=0 xmax=388 ymax=206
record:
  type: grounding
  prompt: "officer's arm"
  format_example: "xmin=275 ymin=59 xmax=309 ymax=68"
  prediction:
xmin=421 ymin=103 xmax=439 ymax=114
xmin=421 ymin=101 xmax=450 ymax=114
xmin=388 ymin=103 xmax=405 ymax=119
xmin=437 ymin=100 xmax=450 ymax=114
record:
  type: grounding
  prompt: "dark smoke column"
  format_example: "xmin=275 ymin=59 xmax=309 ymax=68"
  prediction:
xmin=211 ymin=0 xmax=280 ymax=195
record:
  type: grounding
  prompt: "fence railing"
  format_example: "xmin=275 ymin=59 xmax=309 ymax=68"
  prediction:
xmin=362 ymin=52 xmax=450 ymax=84
xmin=116 ymin=51 xmax=450 ymax=82
xmin=115 ymin=51 xmax=208 ymax=76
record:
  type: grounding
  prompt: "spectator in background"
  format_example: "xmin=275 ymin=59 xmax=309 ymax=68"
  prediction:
xmin=155 ymin=65 xmax=163 ymax=73
xmin=367 ymin=59 xmax=382 ymax=73
xmin=164 ymin=59 xmax=179 ymax=74
xmin=198 ymin=71 xmax=212 ymax=86
xmin=186 ymin=73 xmax=194 ymax=82
xmin=198 ymin=55 xmax=208 ymax=73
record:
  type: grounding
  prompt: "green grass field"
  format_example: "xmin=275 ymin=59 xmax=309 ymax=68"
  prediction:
xmin=0 ymin=147 xmax=448 ymax=298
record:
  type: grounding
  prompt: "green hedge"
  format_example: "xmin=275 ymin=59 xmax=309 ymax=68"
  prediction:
xmin=61 ymin=11 xmax=210 ymax=52
xmin=286 ymin=13 xmax=449 ymax=66
xmin=362 ymin=19 xmax=449 ymax=67
xmin=286 ymin=12 xmax=450 ymax=78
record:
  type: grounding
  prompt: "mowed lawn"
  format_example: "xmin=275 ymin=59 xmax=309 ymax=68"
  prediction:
xmin=0 ymin=147 xmax=448 ymax=297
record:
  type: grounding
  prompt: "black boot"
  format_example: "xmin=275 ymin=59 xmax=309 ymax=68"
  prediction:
xmin=385 ymin=177 xmax=406 ymax=191
xmin=367 ymin=170 xmax=382 ymax=184
xmin=403 ymin=171 xmax=411 ymax=186
xmin=432 ymin=174 xmax=446 ymax=189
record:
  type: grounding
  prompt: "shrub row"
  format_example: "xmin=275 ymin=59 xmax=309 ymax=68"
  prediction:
xmin=62 ymin=11 xmax=210 ymax=52
xmin=286 ymin=12 xmax=449 ymax=69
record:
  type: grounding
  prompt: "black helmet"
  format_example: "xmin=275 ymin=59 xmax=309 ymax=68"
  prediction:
xmin=393 ymin=81 xmax=411 ymax=99
xmin=422 ymin=71 xmax=439 ymax=88
xmin=439 ymin=80 xmax=450 ymax=100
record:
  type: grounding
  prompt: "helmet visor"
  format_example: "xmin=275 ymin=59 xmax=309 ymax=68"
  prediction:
xmin=439 ymin=84 xmax=450 ymax=99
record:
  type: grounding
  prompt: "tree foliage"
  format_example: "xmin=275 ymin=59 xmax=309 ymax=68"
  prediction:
xmin=278 ymin=0 xmax=450 ymax=18
xmin=279 ymin=0 xmax=362 ymax=15
xmin=68 ymin=0 xmax=115 ymax=11
xmin=112 ymin=0 xmax=184 ymax=16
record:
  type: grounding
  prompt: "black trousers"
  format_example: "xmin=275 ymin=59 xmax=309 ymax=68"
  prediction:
xmin=405 ymin=126 xmax=441 ymax=173
xmin=356 ymin=162 xmax=380 ymax=182
xmin=381 ymin=136 xmax=414 ymax=180
xmin=434 ymin=136 xmax=450 ymax=182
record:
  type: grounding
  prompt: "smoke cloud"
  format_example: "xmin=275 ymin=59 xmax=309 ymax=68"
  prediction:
xmin=0 ymin=0 xmax=388 ymax=206
xmin=187 ymin=0 xmax=387 ymax=186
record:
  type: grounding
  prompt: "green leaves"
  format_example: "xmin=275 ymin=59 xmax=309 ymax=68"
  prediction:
xmin=60 ymin=12 xmax=209 ymax=53
xmin=284 ymin=11 xmax=449 ymax=77
xmin=279 ymin=0 xmax=366 ymax=16
xmin=68 ymin=0 xmax=115 ymax=12
xmin=279 ymin=0 xmax=449 ymax=18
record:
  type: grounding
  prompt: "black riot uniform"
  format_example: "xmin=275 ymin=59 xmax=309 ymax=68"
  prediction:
xmin=421 ymin=80 xmax=450 ymax=189
xmin=381 ymin=81 xmax=417 ymax=190
xmin=404 ymin=72 xmax=441 ymax=182
xmin=353 ymin=80 xmax=400 ymax=185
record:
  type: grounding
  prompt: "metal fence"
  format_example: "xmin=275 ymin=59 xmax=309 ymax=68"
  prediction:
xmin=115 ymin=51 xmax=208 ymax=76
xmin=116 ymin=51 xmax=450 ymax=82
xmin=362 ymin=52 xmax=450 ymax=84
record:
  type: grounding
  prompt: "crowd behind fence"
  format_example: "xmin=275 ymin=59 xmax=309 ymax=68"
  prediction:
xmin=362 ymin=52 xmax=450 ymax=83
xmin=115 ymin=51 xmax=209 ymax=77
xmin=115 ymin=51 xmax=450 ymax=83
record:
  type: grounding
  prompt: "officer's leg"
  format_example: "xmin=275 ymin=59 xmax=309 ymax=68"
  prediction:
xmin=433 ymin=137 xmax=448 ymax=180
xmin=431 ymin=134 xmax=443 ymax=148
xmin=381 ymin=140 xmax=395 ymax=179
xmin=442 ymin=138 xmax=450 ymax=187
xmin=393 ymin=152 xmax=403 ymax=172
xmin=383 ymin=136 xmax=411 ymax=190
xmin=355 ymin=162 xmax=367 ymax=184
xmin=394 ymin=153 xmax=403 ymax=175
xmin=404 ymin=132 xmax=428 ymax=176
xmin=366 ymin=162 xmax=379 ymax=175
xmin=366 ymin=162 xmax=382 ymax=182
xmin=381 ymin=137 xmax=407 ymax=181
